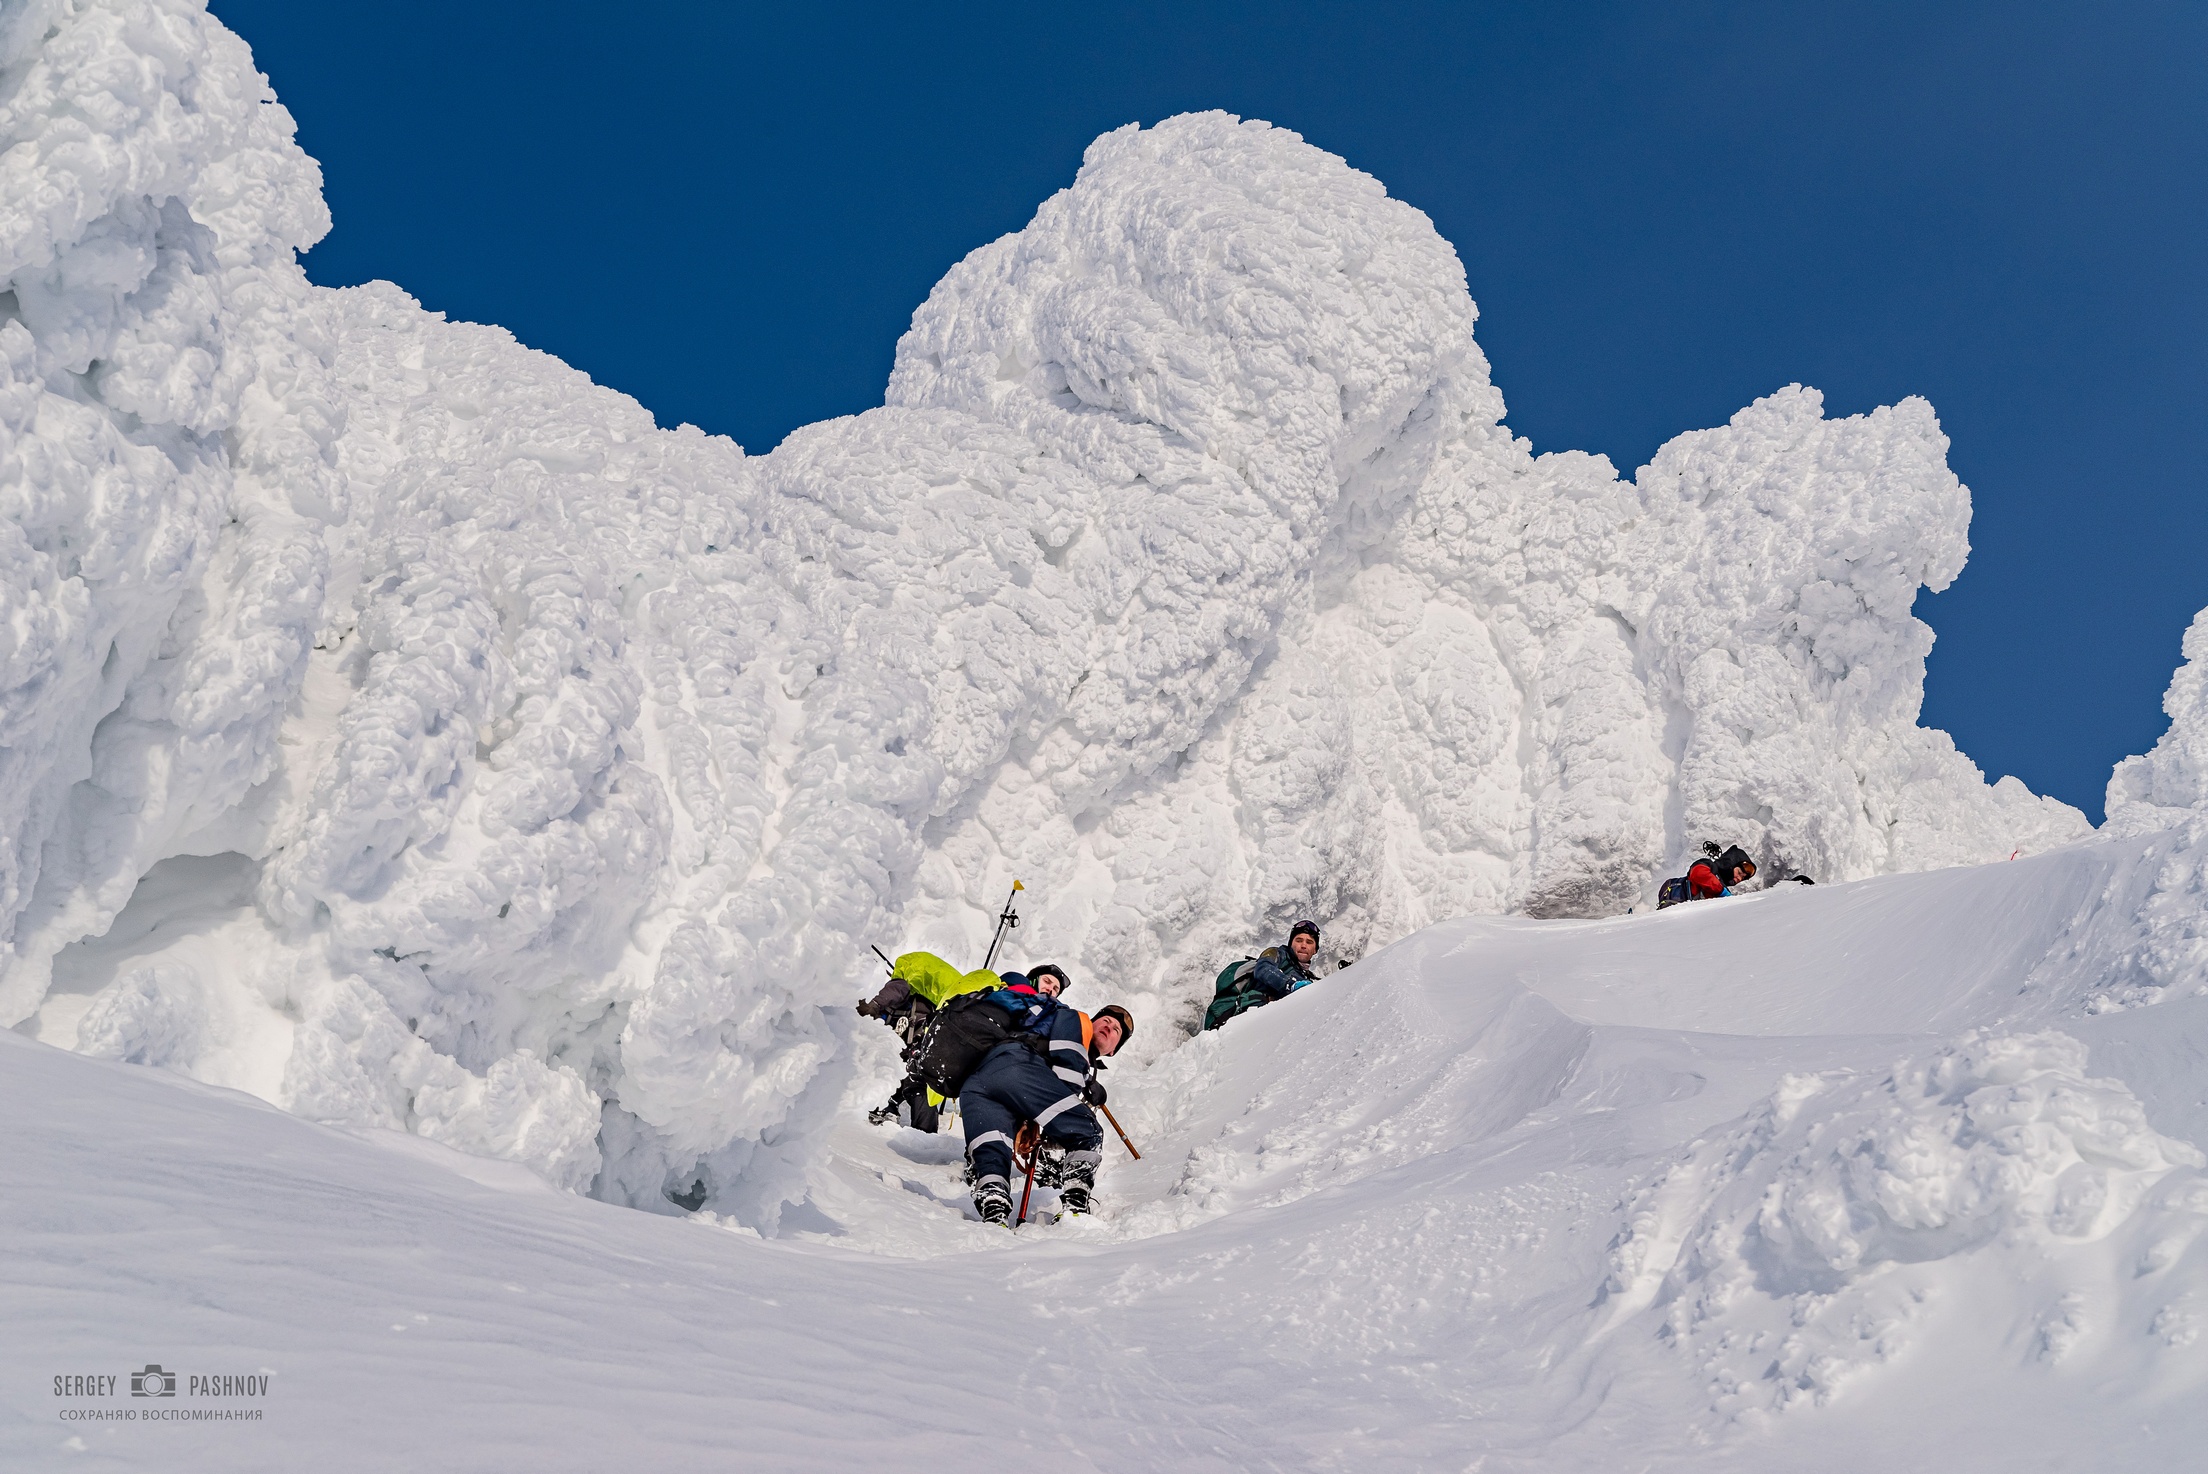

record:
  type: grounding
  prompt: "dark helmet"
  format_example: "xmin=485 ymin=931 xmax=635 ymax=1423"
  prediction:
xmin=1715 ymin=845 xmax=1756 ymax=880
xmin=1026 ymin=962 xmax=1070 ymax=991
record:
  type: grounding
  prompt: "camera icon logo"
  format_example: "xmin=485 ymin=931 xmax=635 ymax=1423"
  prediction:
xmin=130 ymin=1364 xmax=176 ymax=1398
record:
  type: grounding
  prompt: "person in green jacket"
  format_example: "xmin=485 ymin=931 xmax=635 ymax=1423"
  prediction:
xmin=858 ymin=951 xmax=1026 ymax=1130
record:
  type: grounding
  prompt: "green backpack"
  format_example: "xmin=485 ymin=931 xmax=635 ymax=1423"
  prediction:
xmin=1202 ymin=959 xmax=1261 ymax=1032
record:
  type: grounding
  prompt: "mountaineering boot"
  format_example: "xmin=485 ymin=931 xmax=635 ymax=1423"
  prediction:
xmin=867 ymin=1073 xmax=911 ymax=1126
xmin=973 ymin=1180 xmax=1012 ymax=1226
xmin=1034 ymin=1145 xmax=1067 ymax=1189
xmin=1056 ymin=1148 xmax=1102 ymax=1216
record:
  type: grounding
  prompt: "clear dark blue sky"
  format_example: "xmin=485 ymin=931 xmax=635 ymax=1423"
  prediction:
xmin=209 ymin=0 xmax=2204 ymax=821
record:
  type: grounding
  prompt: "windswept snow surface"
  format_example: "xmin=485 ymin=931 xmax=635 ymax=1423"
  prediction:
xmin=0 ymin=0 xmax=2115 ymax=1223
xmin=8 ymin=841 xmax=2208 ymax=1471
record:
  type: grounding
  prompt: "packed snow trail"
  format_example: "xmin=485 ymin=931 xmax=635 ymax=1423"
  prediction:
xmin=13 ymin=839 xmax=2204 ymax=1471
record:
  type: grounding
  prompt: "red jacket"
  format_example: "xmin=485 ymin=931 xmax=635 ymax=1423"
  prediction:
xmin=1687 ymin=861 xmax=1725 ymax=899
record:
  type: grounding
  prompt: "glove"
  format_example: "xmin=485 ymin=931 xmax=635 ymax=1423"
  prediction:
xmin=855 ymin=999 xmax=875 ymax=1017
xmin=1083 ymin=1079 xmax=1107 ymax=1107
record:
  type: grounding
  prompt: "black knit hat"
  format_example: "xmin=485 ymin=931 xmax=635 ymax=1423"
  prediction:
xmin=1092 ymin=1004 xmax=1134 ymax=1050
xmin=1289 ymin=919 xmax=1321 ymax=944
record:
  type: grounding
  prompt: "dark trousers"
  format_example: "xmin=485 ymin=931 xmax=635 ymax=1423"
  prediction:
xmin=959 ymin=1042 xmax=1101 ymax=1190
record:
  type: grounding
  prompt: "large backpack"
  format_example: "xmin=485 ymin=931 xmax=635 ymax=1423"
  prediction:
xmin=909 ymin=991 xmax=1029 ymax=1098
xmin=1202 ymin=959 xmax=1261 ymax=1032
xmin=1205 ymin=990 xmax=1272 ymax=1032
xmin=1656 ymin=875 xmax=1691 ymax=909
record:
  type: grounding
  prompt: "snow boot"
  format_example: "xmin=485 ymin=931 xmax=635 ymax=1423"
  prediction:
xmin=1056 ymin=1149 xmax=1101 ymax=1215
xmin=1034 ymin=1145 xmax=1067 ymax=1189
xmin=973 ymin=1180 xmax=1012 ymax=1226
xmin=868 ymin=1070 xmax=919 ymax=1126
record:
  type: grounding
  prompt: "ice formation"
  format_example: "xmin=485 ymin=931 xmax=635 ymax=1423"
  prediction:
xmin=2107 ymin=608 xmax=2208 ymax=836
xmin=5 ymin=0 xmax=2200 ymax=1228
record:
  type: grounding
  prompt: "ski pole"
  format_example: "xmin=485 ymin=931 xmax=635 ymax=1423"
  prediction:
xmin=870 ymin=944 xmax=896 ymax=975
xmin=980 ymin=879 xmax=1025 ymax=973
xmin=1097 ymin=1101 xmax=1142 ymax=1160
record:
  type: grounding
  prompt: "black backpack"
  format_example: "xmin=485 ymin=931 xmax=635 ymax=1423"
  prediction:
xmin=910 ymin=992 xmax=1028 ymax=1098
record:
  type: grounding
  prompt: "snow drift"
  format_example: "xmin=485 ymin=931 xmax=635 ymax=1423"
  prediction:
xmin=1602 ymin=1028 xmax=2206 ymax=1418
xmin=6 ymin=0 xmax=2192 ymax=1230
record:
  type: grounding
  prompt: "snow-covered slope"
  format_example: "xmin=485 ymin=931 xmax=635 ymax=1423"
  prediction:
xmin=8 ymin=835 xmax=2207 ymax=1471
xmin=0 ymin=1 xmax=2146 ymax=1225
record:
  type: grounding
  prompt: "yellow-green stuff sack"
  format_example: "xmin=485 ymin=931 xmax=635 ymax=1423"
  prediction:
xmin=891 ymin=951 xmax=1001 ymax=1007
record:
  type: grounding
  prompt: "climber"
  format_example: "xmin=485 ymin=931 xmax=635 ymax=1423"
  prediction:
xmin=995 ymin=962 xmax=1069 ymax=1008
xmin=859 ymin=950 xmax=1001 ymax=1129
xmin=961 ymin=1001 xmax=1134 ymax=1224
xmin=1656 ymin=844 xmax=1757 ymax=909
xmin=1203 ymin=920 xmax=1325 ymax=1031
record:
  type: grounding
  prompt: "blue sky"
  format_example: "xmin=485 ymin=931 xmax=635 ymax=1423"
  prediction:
xmin=209 ymin=0 xmax=2205 ymax=820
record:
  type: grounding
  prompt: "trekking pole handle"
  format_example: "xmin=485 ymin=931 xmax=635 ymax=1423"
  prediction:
xmin=980 ymin=879 xmax=1024 ymax=973
xmin=1098 ymin=1101 xmax=1142 ymax=1160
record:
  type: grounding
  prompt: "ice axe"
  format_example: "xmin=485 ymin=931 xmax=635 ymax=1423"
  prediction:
xmin=869 ymin=945 xmax=896 ymax=977
xmin=1097 ymin=1101 xmax=1142 ymax=1160
xmin=1012 ymin=1120 xmax=1042 ymax=1228
xmin=980 ymin=879 xmax=1025 ymax=973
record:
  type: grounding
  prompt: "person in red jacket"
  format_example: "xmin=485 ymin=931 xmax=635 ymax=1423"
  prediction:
xmin=1661 ymin=845 xmax=1757 ymax=907
xmin=1693 ymin=845 xmax=1756 ymax=896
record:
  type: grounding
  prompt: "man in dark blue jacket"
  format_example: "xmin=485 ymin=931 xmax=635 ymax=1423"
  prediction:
xmin=1203 ymin=920 xmax=1325 ymax=1031
xmin=1252 ymin=920 xmax=1322 ymax=999
xmin=960 ymin=999 xmax=1133 ymax=1224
